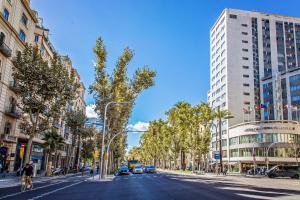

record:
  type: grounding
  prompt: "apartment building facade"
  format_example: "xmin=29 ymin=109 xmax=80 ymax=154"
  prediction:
xmin=208 ymin=9 xmax=300 ymax=172
xmin=0 ymin=0 xmax=85 ymax=173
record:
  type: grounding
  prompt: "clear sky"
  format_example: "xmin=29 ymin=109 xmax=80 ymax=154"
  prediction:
xmin=31 ymin=0 xmax=300 ymax=148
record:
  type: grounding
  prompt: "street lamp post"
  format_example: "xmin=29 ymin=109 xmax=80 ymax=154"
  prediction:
xmin=99 ymin=101 xmax=131 ymax=180
xmin=266 ymin=142 xmax=279 ymax=170
xmin=103 ymin=130 xmax=145 ymax=177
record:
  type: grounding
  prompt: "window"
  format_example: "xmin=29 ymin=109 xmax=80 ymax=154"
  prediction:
xmin=4 ymin=122 xmax=12 ymax=135
xmin=19 ymin=29 xmax=26 ymax=42
xmin=243 ymin=74 xmax=249 ymax=78
xmin=242 ymin=32 xmax=248 ymax=35
xmin=243 ymin=83 xmax=250 ymax=87
xmin=3 ymin=8 xmax=9 ymax=21
xmin=21 ymin=13 xmax=28 ymax=26
xmin=242 ymin=57 xmax=249 ymax=60
xmin=243 ymin=92 xmax=250 ymax=95
xmin=242 ymin=40 xmax=248 ymax=43
xmin=244 ymin=101 xmax=250 ymax=105
xmin=241 ymin=24 xmax=248 ymax=27
xmin=229 ymin=14 xmax=237 ymax=19
xmin=34 ymin=35 xmax=39 ymax=42
xmin=242 ymin=48 xmax=248 ymax=52
xmin=243 ymin=66 xmax=249 ymax=69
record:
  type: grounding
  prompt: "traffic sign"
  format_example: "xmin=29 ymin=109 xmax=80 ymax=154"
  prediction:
xmin=214 ymin=152 xmax=220 ymax=160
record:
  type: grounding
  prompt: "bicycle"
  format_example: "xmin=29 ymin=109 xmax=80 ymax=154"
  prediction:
xmin=20 ymin=175 xmax=33 ymax=192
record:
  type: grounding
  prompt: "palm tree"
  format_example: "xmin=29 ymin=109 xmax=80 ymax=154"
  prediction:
xmin=213 ymin=107 xmax=231 ymax=172
xmin=43 ymin=130 xmax=65 ymax=176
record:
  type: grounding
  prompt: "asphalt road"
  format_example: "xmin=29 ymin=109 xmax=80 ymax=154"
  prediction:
xmin=1 ymin=172 xmax=300 ymax=200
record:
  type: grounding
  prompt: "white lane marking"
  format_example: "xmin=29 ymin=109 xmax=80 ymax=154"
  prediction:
xmin=0 ymin=180 xmax=67 ymax=200
xmin=27 ymin=181 xmax=84 ymax=200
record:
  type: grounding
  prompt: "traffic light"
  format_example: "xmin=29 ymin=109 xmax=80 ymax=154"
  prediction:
xmin=20 ymin=144 xmax=25 ymax=159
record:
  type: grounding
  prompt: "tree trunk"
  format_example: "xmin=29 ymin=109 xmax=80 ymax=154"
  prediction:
xmin=191 ymin=151 xmax=195 ymax=172
xmin=24 ymin=135 xmax=34 ymax=164
xmin=75 ymin=135 xmax=81 ymax=171
xmin=46 ymin=152 xmax=53 ymax=176
xmin=182 ymin=151 xmax=186 ymax=170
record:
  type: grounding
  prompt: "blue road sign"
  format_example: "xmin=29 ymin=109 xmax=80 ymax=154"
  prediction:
xmin=214 ymin=152 xmax=220 ymax=160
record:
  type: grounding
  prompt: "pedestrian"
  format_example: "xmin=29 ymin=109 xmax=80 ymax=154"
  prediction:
xmin=223 ymin=166 xmax=227 ymax=176
xmin=96 ymin=166 xmax=99 ymax=174
xmin=90 ymin=168 xmax=93 ymax=176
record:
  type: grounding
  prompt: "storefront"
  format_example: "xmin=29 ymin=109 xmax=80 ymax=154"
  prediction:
xmin=14 ymin=140 xmax=45 ymax=173
xmin=0 ymin=137 xmax=17 ymax=172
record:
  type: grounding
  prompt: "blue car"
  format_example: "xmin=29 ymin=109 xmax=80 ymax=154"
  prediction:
xmin=118 ymin=165 xmax=130 ymax=175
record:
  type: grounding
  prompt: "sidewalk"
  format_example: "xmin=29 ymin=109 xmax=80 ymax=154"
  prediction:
xmin=158 ymin=169 xmax=248 ymax=178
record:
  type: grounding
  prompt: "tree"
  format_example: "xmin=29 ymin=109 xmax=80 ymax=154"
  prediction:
xmin=127 ymin=147 xmax=141 ymax=161
xmin=80 ymin=127 xmax=97 ymax=168
xmin=213 ymin=107 xmax=231 ymax=172
xmin=90 ymin=37 xmax=156 ymax=172
xmin=42 ymin=129 xmax=65 ymax=176
xmin=167 ymin=102 xmax=192 ymax=170
xmin=12 ymin=45 xmax=77 ymax=164
xmin=65 ymin=110 xmax=86 ymax=170
xmin=138 ymin=102 xmax=214 ymax=171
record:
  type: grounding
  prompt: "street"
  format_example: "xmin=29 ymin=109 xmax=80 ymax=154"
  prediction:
xmin=0 ymin=172 xmax=300 ymax=200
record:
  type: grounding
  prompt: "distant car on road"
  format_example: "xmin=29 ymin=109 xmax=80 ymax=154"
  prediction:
xmin=118 ymin=165 xmax=130 ymax=175
xmin=267 ymin=165 xmax=300 ymax=179
xmin=144 ymin=165 xmax=156 ymax=173
xmin=132 ymin=166 xmax=143 ymax=174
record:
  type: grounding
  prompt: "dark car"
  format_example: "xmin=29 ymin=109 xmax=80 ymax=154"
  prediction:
xmin=144 ymin=165 xmax=156 ymax=173
xmin=118 ymin=165 xmax=130 ymax=175
xmin=267 ymin=165 xmax=300 ymax=179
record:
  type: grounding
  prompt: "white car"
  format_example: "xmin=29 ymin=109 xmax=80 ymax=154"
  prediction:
xmin=132 ymin=166 xmax=143 ymax=174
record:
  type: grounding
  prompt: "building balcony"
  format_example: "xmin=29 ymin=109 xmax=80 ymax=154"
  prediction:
xmin=4 ymin=106 xmax=21 ymax=119
xmin=0 ymin=39 xmax=12 ymax=58
xmin=0 ymin=134 xmax=17 ymax=143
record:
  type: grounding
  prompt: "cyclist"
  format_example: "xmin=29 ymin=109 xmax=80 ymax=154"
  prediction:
xmin=21 ymin=163 xmax=33 ymax=189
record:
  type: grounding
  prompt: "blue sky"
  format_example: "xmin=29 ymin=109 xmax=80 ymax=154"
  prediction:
xmin=31 ymin=0 xmax=300 ymax=148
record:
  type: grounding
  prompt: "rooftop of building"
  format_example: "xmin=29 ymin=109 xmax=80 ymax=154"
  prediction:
xmin=211 ymin=8 xmax=300 ymax=32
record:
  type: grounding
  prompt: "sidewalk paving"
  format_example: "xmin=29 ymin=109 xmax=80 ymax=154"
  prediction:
xmin=158 ymin=169 xmax=260 ymax=178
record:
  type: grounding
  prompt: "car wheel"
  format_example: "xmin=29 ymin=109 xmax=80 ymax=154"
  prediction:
xmin=268 ymin=174 xmax=275 ymax=178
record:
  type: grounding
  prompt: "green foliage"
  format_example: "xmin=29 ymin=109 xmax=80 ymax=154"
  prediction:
xmin=89 ymin=37 xmax=156 ymax=164
xmin=42 ymin=129 xmax=65 ymax=154
xmin=139 ymin=102 xmax=215 ymax=169
xmin=12 ymin=44 xmax=78 ymax=164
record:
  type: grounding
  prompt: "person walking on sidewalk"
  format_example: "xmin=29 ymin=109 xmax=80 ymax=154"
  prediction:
xmin=223 ymin=166 xmax=227 ymax=176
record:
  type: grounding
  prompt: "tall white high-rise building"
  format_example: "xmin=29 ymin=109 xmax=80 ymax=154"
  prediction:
xmin=208 ymin=9 xmax=300 ymax=172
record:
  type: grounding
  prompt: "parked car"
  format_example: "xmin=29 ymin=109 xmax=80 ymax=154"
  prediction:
xmin=247 ymin=167 xmax=267 ymax=175
xmin=132 ymin=166 xmax=143 ymax=174
xmin=267 ymin=165 xmax=300 ymax=179
xmin=144 ymin=165 xmax=156 ymax=173
xmin=118 ymin=165 xmax=130 ymax=175
xmin=52 ymin=167 xmax=65 ymax=176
